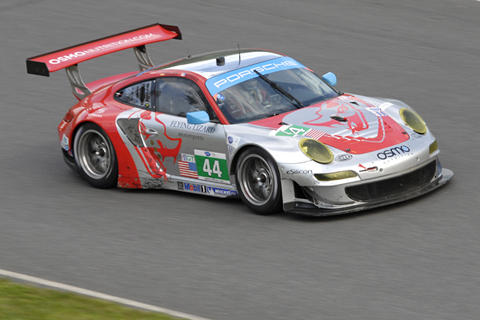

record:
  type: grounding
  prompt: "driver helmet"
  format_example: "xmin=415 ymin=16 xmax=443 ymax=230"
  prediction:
xmin=242 ymin=78 xmax=259 ymax=91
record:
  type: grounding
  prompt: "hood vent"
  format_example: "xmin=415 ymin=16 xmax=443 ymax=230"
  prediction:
xmin=330 ymin=114 xmax=348 ymax=122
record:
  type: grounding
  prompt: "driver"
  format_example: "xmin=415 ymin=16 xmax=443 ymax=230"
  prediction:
xmin=241 ymin=78 xmax=270 ymax=107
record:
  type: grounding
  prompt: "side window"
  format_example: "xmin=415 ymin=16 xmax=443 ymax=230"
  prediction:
xmin=115 ymin=80 xmax=154 ymax=109
xmin=156 ymin=77 xmax=217 ymax=120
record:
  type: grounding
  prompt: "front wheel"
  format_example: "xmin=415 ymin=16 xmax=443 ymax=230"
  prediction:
xmin=74 ymin=123 xmax=118 ymax=188
xmin=235 ymin=147 xmax=282 ymax=215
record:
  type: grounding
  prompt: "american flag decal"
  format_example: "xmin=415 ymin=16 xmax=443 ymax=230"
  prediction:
xmin=179 ymin=160 xmax=198 ymax=178
xmin=306 ymin=129 xmax=326 ymax=140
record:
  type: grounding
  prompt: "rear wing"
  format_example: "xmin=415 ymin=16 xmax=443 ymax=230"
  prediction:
xmin=26 ymin=23 xmax=181 ymax=99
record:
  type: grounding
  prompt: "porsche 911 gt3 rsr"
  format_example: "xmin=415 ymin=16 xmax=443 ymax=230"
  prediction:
xmin=26 ymin=23 xmax=453 ymax=216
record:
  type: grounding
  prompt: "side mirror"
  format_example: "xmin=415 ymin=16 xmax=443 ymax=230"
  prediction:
xmin=187 ymin=110 xmax=210 ymax=124
xmin=322 ymin=72 xmax=337 ymax=87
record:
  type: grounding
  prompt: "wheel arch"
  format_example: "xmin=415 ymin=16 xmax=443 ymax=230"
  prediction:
xmin=71 ymin=118 xmax=141 ymax=188
xmin=229 ymin=142 xmax=310 ymax=213
xmin=71 ymin=120 xmax=95 ymax=155
xmin=230 ymin=143 xmax=276 ymax=177
xmin=72 ymin=121 xmax=119 ymax=188
xmin=233 ymin=144 xmax=284 ymax=214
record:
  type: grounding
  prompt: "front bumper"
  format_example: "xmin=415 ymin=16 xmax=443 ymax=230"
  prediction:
xmin=283 ymin=158 xmax=453 ymax=216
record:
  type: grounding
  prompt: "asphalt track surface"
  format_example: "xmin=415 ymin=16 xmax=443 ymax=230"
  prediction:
xmin=1 ymin=0 xmax=479 ymax=319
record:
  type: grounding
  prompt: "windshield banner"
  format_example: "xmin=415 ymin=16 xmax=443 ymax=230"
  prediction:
xmin=206 ymin=57 xmax=305 ymax=96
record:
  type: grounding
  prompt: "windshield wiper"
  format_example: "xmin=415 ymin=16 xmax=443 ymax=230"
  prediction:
xmin=254 ymin=70 xmax=304 ymax=109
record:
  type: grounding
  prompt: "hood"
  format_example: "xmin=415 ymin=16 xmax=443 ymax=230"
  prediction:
xmin=251 ymin=94 xmax=409 ymax=154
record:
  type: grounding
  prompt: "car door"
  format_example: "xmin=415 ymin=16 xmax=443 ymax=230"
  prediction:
xmin=140 ymin=76 xmax=232 ymax=189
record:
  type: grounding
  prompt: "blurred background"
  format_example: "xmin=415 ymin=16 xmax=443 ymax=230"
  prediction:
xmin=1 ymin=0 xmax=479 ymax=319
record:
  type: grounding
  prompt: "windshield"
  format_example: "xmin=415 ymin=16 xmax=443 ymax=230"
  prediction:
xmin=208 ymin=66 xmax=338 ymax=124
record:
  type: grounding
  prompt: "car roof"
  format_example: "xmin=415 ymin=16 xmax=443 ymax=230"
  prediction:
xmin=156 ymin=49 xmax=284 ymax=79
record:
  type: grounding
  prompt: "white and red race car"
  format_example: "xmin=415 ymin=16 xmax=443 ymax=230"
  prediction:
xmin=27 ymin=24 xmax=453 ymax=215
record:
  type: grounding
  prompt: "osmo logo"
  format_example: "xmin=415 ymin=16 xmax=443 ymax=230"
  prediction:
xmin=377 ymin=145 xmax=411 ymax=160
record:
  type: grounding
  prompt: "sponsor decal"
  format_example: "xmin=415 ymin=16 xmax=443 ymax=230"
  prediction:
xmin=206 ymin=57 xmax=305 ymax=95
xmin=179 ymin=154 xmax=198 ymax=178
xmin=377 ymin=145 xmax=411 ymax=160
xmin=170 ymin=121 xmax=216 ymax=133
xmin=177 ymin=182 xmax=184 ymax=191
xmin=61 ymin=134 xmax=69 ymax=151
xmin=378 ymin=102 xmax=394 ymax=110
xmin=183 ymin=73 xmax=199 ymax=83
xmin=335 ymin=154 xmax=353 ymax=162
xmin=365 ymin=107 xmax=387 ymax=117
xmin=207 ymin=187 xmax=238 ymax=197
xmin=89 ymin=113 xmax=102 ymax=118
xmin=178 ymin=132 xmax=204 ymax=141
xmin=86 ymin=105 xmax=105 ymax=114
xmin=194 ymin=150 xmax=229 ymax=184
xmin=410 ymin=132 xmax=424 ymax=140
xmin=159 ymin=72 xmax=179 ymax=77
xmin=286 ymin=169 xmax=313 ymax=175
xmin=48 ymin=33 xmax=158 ymax=65
xmin=183 ymin=182 xmax=207 ymax=193
xmin=181 ymin=153 xmax=195 ymax=162
xmin=227 ymin=135 xmax=240 ymax=148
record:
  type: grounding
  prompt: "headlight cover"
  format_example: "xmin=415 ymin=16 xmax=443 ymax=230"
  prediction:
xmin=299 ymin=138 xmax=333 ymax=164
xmin=400 ymin=108 xmax=427 ymax=134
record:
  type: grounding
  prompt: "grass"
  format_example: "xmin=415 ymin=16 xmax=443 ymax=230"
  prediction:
xmin=0 ymin=278 xmax=184 ymax=320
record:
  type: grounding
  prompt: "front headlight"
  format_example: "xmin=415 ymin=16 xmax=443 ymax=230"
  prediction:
xmin=299 ymin=138 xmax=333 ymax=164
xmin=400 ymin=108 xmax=427 ymax=134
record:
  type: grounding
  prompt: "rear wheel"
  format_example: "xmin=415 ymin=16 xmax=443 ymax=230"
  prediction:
xmin=236 ymin=147 xmax=282 ymax=215
xmin=74 ymin=123 xmax=118 ymax=188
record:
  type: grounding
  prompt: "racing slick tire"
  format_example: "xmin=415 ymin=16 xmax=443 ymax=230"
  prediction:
xmin=236 ymin=147 xmax=282 ymax=215
xmin=73 ymin=123 xmax=118 ymax=189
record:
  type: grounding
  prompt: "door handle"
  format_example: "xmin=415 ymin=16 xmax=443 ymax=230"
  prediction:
xmin=145 ymin=128 xmax=158 ymax=137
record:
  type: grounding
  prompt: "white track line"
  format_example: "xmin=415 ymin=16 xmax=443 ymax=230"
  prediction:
xmin=0 ymin=268 xmax=214 ymax=320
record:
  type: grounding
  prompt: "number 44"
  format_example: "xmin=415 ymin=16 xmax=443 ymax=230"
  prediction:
xmin=203 ymin=159 xmax=222 ymax=178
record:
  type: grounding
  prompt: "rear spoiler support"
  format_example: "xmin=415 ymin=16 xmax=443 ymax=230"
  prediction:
xmin=134 ymin=45 xmax=155 ymax=71
xmin=66 ymin=65 xmax=91 ymax=100
xmin=26 ymin=23 xmax=182 ymax=99
xmin=66 ymin=43 xmax=156 ymax=99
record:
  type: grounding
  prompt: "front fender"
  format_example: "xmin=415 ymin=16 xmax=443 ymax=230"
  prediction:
xmin=226 ymin=124 xmax=310 ymax=175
